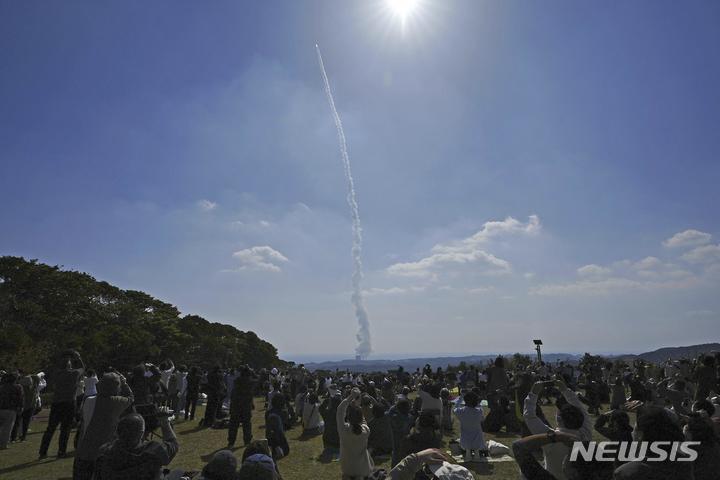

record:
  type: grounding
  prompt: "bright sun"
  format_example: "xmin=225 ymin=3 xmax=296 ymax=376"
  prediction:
xmin=386 ymin=0 xmax=419 ymax=22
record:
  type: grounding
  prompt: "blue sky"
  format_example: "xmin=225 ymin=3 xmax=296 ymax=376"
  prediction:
xmin=2 ymin=1 xmax=719 ymax=359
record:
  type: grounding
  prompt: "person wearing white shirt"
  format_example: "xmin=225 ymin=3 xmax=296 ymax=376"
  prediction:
xmin=523 ymin=379 xmax=591 ymax=480
xmin=453 ymin=390 xmax=486 ymax=462
xmin=83 ymin=370 xmax=98 ymax=398
xmin=302 ymin=392 xmax=324 ymax=435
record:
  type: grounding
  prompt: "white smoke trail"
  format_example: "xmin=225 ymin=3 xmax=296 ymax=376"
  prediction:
xmin=315 ymin=44 xmax=371 ymax=359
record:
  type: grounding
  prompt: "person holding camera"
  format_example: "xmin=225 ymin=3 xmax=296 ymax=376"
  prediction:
xmin=94 ymin=411 xmax=180 ymax=480
xmin=337 ymin=387 xmax=374 ymax=479
xmin=73 ymin=372 xmax=134 ymax=480
xmin=39 ymin=349 xmax=85 ymax=459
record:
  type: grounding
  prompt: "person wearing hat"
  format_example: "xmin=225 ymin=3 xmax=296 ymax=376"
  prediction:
xmin=238 ymin=453 xmax=279 ymax=480
xmin=199 ymin=450 xmax=238 ymax=480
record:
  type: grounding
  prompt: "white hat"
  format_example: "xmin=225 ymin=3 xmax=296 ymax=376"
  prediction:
xmin=428 ymin=462 xmax=475 ymax=480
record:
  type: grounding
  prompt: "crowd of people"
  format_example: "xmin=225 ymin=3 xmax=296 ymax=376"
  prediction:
xmin=0 ymin=348 xmax=719 ymax=479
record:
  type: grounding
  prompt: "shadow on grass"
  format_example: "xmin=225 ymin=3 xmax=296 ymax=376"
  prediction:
xmin=0 ymin=456 xmax=67 ymax=477
xmin=179 ymin=425 xmax=208 ymax=436
xmin=315 ymin=449 xmax=339 ymax=464
xmin=295 ymin=431 xmax=323 ymax=442
xmin=462 ymin=462 xmax=495 ymax=476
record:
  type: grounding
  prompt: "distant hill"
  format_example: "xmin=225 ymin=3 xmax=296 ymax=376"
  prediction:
xmin=304 ymin=343 xmax=720 ymax=372
xmin=621 ymin=343 xmax=720 ymax=364
xmin=304 ymin=353 xmax=582 ymax=373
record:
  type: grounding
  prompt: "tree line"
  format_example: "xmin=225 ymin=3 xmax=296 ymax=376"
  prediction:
xmin=0 ymin=256 xmax=283 ymax=373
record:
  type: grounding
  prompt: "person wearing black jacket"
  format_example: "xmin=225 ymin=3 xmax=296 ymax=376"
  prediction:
xmin=184 ymin=366 xmax=201 ymax=421
xmin=227 ymin=366 xmax=257 ymax=447
xmin=202 ymin=366 xmax=227 ymax=428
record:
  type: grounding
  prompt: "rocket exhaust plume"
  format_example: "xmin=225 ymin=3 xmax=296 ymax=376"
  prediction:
xmin=315 ymin=44 xmax=372 ymax=359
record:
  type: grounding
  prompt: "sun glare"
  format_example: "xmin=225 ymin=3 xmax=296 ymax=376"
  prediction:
xmin=386 ymin=0 xmax=420 ymax=23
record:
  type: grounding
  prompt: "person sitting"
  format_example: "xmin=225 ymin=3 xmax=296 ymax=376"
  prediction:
xmin=614 ymin=406 xmax=693 ymax=479
xmin=238 ymin=453 xmax=279 ymax=480
xmin=242 ymin=439 xmax=283 ymax=479
xmin=198 ymin=450 xmax=238 ymax=480
xmin=512 ymin=431 xmax=613 ymax=480
xmin=337 ymin=387 xmax=374 ymax=479
xmin=399 ymin=411 xmax=442 ymax=460
xmin=523 ymin=379 xmax=591 ymax=480
xmin=453 ymin=390 xmax=486 ymax=462
xmin=94 ymin=413 xmax=180 ymax=480
xmin=388 ymin=398 xmax=414 ymax=467
xmin=691 ymin=399 xmax=720 ymax=437
xmin=593 ymin=409 xmax=633 ymax=443
xmin=367 ymin=403 xmax=393 ymax=456
xmin=266 ymin=393 xmax=290 ymax=460
xmin=418 ymin=382 xmax=443 ymax=428
xmin=684 ymin=412 xmax=720 ymax=480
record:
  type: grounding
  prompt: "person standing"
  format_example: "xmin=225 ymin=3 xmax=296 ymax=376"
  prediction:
xmin=202 ymin=366 xmax=226 ymax=428
xmin=73 ymin=373 xmax=134 ymax=480
xmin=39 ymin=349 xmax=84 ymax=458
xmin=11 ymin=371 xmax=38 ymax=442
xmin=184 ymin=366 xmax=201 ymax=421
xmin=0 ymin=372 xmax=24 ymax=450
xmin=227 ymin=366 xmax=257 ymax=447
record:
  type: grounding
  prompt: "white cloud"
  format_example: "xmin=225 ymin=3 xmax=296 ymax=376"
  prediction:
xmin=431 ymin=215 xmax=540 ymax=255
xmin=577 ymin=264 xmax=611 ymax=277
xmin=197 ymin=199 xmax=218 ymax=211
xmin=663 ymin=229 xmax=712 ymax=248
xmin=681 ymin=244 xmax=720 ymax=264
xmin=530 ymin=275 xmax=698 ymax=296
xmin=386 ymin=215 xmax=539 ymax=281
xmin=466 ymin=286 xmax=495 ymax=294
xmin=259 ymin=220 xmax=271 ymax=227
xmin=632 ymin=256 xmax=662 ymax=270
xmin=363 ymin=286 xmax=426 ymax=296
xmin=387 ymin=250 xmax=511 ymax=280
xmin=230 ymin=245 xmax=288 ymax=272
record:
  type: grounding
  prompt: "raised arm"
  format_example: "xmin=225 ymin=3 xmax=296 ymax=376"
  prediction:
xmin=337 ymin=388 xmax=361 ymax=431
xmin=453 ymin=395 xmax=464 ymax=415
xmin=556 ymin=379 xmax=592 ymax=440
xmin=512 ymin=432 xmax=579 ymax=480
xmin=524 ymin=382 xmax=552 ymax=434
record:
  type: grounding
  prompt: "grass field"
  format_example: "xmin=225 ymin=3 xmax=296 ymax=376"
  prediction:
xmin=0 ymin=399 xmax=611 ymax=480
